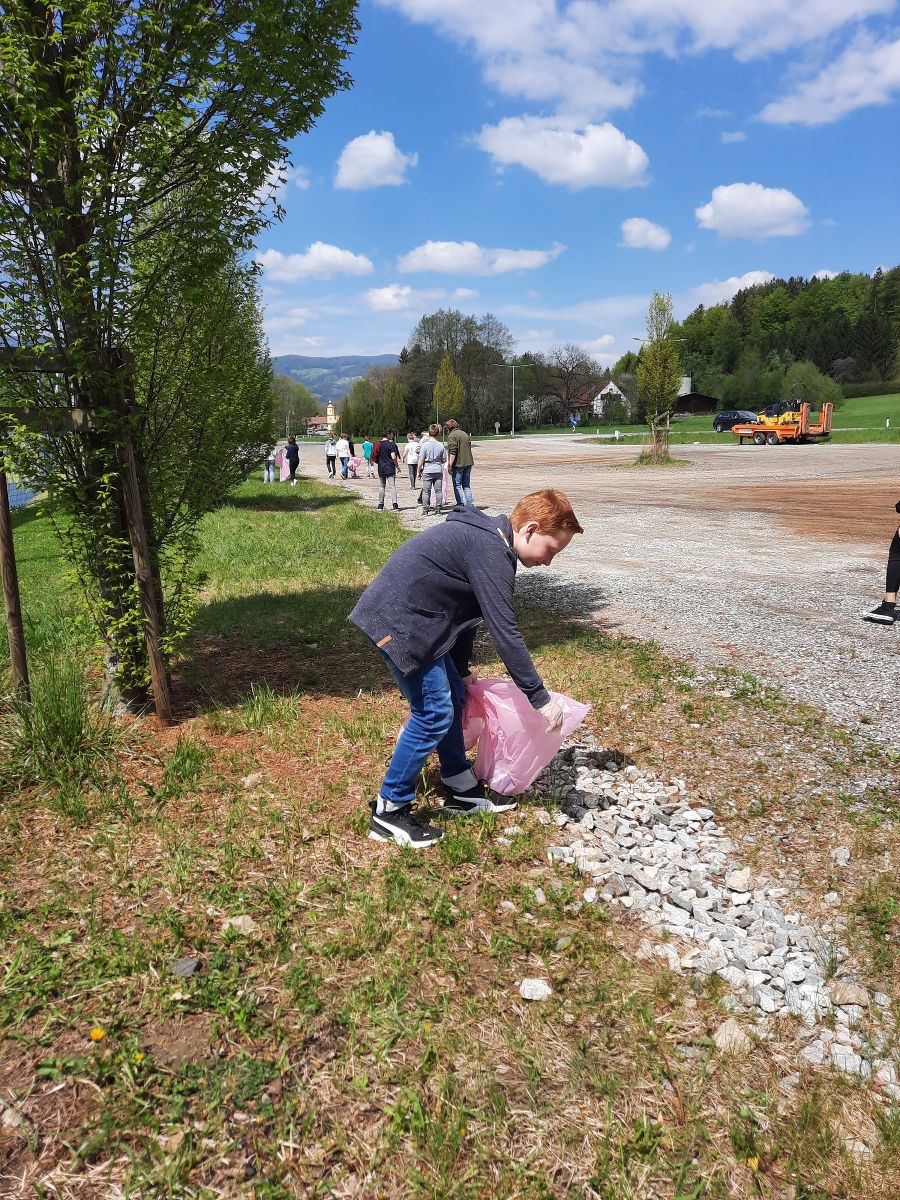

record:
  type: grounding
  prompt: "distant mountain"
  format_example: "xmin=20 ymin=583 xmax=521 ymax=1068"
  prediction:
xmin=273 ymin=354 xmax=399 ymax=406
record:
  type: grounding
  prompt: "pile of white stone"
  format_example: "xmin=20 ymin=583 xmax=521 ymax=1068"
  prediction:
xmin=531 ymin=739 xmax=899 ymax=1098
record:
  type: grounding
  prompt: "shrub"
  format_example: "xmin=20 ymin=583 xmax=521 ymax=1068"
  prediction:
xmin=841 ymin=380 xmax=900 ymax=398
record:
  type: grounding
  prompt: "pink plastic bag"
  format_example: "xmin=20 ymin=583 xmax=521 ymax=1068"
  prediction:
xmin=461 ymin=678 xmax=590 ymax=795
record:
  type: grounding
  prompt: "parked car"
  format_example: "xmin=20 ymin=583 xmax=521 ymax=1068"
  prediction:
xmin=712 ymin=410 xmax=757 ymax=432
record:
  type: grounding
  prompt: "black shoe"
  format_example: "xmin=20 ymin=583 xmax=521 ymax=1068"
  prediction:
xmin=368 ymin=803 xmax=443 ymax=848
xmin=442 ymin=781 xmax=517 ymax=814
xmin=376 ymin=504 xmax=383 ymax=510
xmin=862 ymin=601 xmax=897 ymax=624
xmin=392 ymin=503 xmax=400 ymax=510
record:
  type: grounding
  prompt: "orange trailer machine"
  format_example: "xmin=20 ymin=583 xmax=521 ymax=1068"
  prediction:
xmin=732 ymin=401 xmax=833 ymax=446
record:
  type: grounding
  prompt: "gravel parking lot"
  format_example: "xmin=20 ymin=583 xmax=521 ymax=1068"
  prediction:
xmin=309 ymin=436 xmax=899 ymax=750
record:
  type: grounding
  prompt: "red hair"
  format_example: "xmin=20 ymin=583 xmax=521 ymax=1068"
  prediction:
xmin=510 ymin=489 xmax=584 ymax=534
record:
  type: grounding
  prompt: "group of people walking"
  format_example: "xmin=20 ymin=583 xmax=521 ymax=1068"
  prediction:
xmin=325 ymin=421 xmax=476 ymax=513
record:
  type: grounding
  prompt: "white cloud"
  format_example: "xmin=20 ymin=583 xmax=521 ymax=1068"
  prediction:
xmin=696 ymin=106 xmax=730 ymax=119
xmin=620 ymin=217 xmax=671 ymax=250
xmin=397 ymin=239 xmax=565 ymax=275
xmin=364 ymin=284 xmax=480 ymax=312
xmin=335 ymin=130 xmax=418 ymax=189
xmin=585 ymin=333 xmax=616 ymax=352
xmin=759 ymin=33 xmax=900 ymax=125
xmin=257 ymin=244 xmax=375 ymax=282
xmin=477 ymin=117 xmax=648 ymax=188
xmin=695 ymin=182 xmax=810 ymax=238
xmin=264 ymin=306 xmax=314 ymax=331
xmin=812 ymin=268 xmax=838 ymax=280
xmin=685 ymin=270 xmax=776 ymax=308
xmin=374 ymin=0 xmax=890 ymax=122
xmin=721 ymin=131 xmax=747 ymax=143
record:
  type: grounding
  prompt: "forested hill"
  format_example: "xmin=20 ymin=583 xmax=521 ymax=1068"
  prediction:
xmin=273 ymin=354 xmax=399 ymax=405
xmin=676 ymin=266 xmax=900 ymax=399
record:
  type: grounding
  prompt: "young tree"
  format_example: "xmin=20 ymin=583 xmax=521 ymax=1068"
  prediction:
xmin=636 ymin=292 xmax=682 ymax=462
xmin=434 ymin=352 xmax=464 ymax=425
xmin=0 ymin=0 xmax=359 ymax=704
xmin=382 ymin=377 xmax=407 ymax=435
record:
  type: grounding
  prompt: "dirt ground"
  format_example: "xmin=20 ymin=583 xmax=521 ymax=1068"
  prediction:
xmin=308 ymin=438 xmax=899 ymax=747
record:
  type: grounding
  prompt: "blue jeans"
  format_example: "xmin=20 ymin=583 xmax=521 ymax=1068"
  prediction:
xmin=340 ymin=456 xmax=350 ymax=479
xmin=452 ymin=465 xmax=473 ymax=506
xmin=263 ymin=462 xmax=275 ymax=483
xmin=379 ymin=653 xmax=471 ymax=806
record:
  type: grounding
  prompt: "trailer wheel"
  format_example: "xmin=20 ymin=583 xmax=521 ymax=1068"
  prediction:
xmin=766 ymin=432 xmax=780 ymax=445
xmin=752 ymin=432 xmax=767 ymax=445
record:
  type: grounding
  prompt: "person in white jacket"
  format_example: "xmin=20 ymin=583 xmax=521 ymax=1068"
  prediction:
xmin=403 ymin=432 xmax=421 ymax=489
xmin=336 ymin=434 xmax=350 ymax=479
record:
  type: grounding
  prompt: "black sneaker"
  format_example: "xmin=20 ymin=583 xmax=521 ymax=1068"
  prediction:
xmin=368 ymin=803 xmax=443 ymax=848
xmin=862 ymin=601 xmax=897 ymax=624
xmin=376 ymin=504 xmax=383 ymax=510
xmin=392 ymin=503 xmax=400 ymax=510
xmin=442 ymin=781 xmax=517 ymax=814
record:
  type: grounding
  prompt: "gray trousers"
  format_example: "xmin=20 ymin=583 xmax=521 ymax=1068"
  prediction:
xmin=421 ymin=471 xmax=443 ymax=510
xmin=378 ymin=473 xmax=398 ymax=506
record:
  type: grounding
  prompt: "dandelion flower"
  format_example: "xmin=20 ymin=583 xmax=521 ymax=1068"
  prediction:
xmin=89 ymin=1026 xmax=105 ymax=1042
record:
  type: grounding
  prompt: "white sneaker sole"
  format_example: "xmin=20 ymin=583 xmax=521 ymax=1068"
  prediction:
xmin=444 ymin=797 xmax=518 ymax=815
xmin=862 ymin=613 xmax=895 ymax=624
xmin=368 ymin=822 xmax=441 ymax=849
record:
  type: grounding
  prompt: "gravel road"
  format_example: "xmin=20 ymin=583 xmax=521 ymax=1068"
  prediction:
xmin=306 ymin=436 xmax=899 ymax=750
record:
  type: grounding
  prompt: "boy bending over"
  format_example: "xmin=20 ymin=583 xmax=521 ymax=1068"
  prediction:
xmin=349 ymin=489 xmax=584 ymax=848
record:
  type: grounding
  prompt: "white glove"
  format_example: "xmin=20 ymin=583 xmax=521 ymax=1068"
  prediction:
xmin=539 ymin=699 xmax=563 ymax=733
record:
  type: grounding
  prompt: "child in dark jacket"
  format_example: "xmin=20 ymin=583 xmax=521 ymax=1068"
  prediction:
xmin=349 ymin=489 xmax=584 ymax=847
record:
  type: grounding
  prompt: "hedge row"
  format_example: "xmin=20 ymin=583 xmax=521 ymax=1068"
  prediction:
xmin=841 ymin=380 xmax=900 ymax=398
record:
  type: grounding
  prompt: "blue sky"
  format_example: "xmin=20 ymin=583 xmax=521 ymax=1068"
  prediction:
xmin=258 ymin=0 xmax=900 ymax=365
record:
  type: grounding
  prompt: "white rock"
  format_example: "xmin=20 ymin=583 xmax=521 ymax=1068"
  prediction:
xmin=519 ymin=978 xmax=552 ymax=1002
xmin=583 ymin=887 xmax=598 ymax=904
xmin=828 ymin=980 xmax=869 ymax=1008
xmin=221 ymin=914 xmax=258 ymax=935
xmin=713 ymin=1018 xmax=751 ymax=1055
xmin=830 ymin=847 xmax=851 ymax=866
xmin=725 ymin=868 xmax=752 ymax=892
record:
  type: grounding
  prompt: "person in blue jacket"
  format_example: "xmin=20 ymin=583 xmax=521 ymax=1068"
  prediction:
xmin=349 ymin=488 xmax=584 ymax=848
xmin=284 ymin=435 xmax=300 ymax=486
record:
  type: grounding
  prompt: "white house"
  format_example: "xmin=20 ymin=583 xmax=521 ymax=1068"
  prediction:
xmin=591 ymin=381 xmax=625 ymax=417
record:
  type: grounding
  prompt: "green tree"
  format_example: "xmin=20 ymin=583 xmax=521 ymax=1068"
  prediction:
xmin=272 ymin=375 xmax=320 ymax=437
xmin=636 ymin=291 xmax=682 ymax=461
xmin=434 ymin=352 xmax=464 ymax=424
xmin=780 ymin=361 xmax=844 ymax=412
xmin=0 ymin=0 xmax=358 ymax=703
xmin=382 ymin=377 xmax=407 ymax=435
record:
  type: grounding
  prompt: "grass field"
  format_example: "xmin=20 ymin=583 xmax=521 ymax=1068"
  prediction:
xmin=506 ymin=392 xmax=900 ymax=445
xmin=1 ymin=479 xmax=899 ymax=1198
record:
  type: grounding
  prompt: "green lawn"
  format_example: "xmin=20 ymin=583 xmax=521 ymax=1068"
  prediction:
xmin=506 ymin=391 xmax=900 ymax=444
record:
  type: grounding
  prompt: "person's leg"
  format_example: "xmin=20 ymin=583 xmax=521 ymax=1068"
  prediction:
xmin=340 ymin=456 xmax=349 ymax=479
xmin=389 ymin=474 xmax=399 ymax=508
xmin=432 ymin=472 xmax=443 ymax=510
xmin=863 ymin=528 xmax=900 ymax=623
xmin=377 ymin=474 xmax=386 ymax=508
xmin=886 ymin=527 xmax=900 ymax=599
xmin=408 ymin=463 xmax=417 ymax=488
xmin=378 ymin=656 xmax=456 ymax=806
xmin=451 ymin=467 xmax=465 ymax=506
xmin=461 ymin=465 xmax=474 ymax=506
